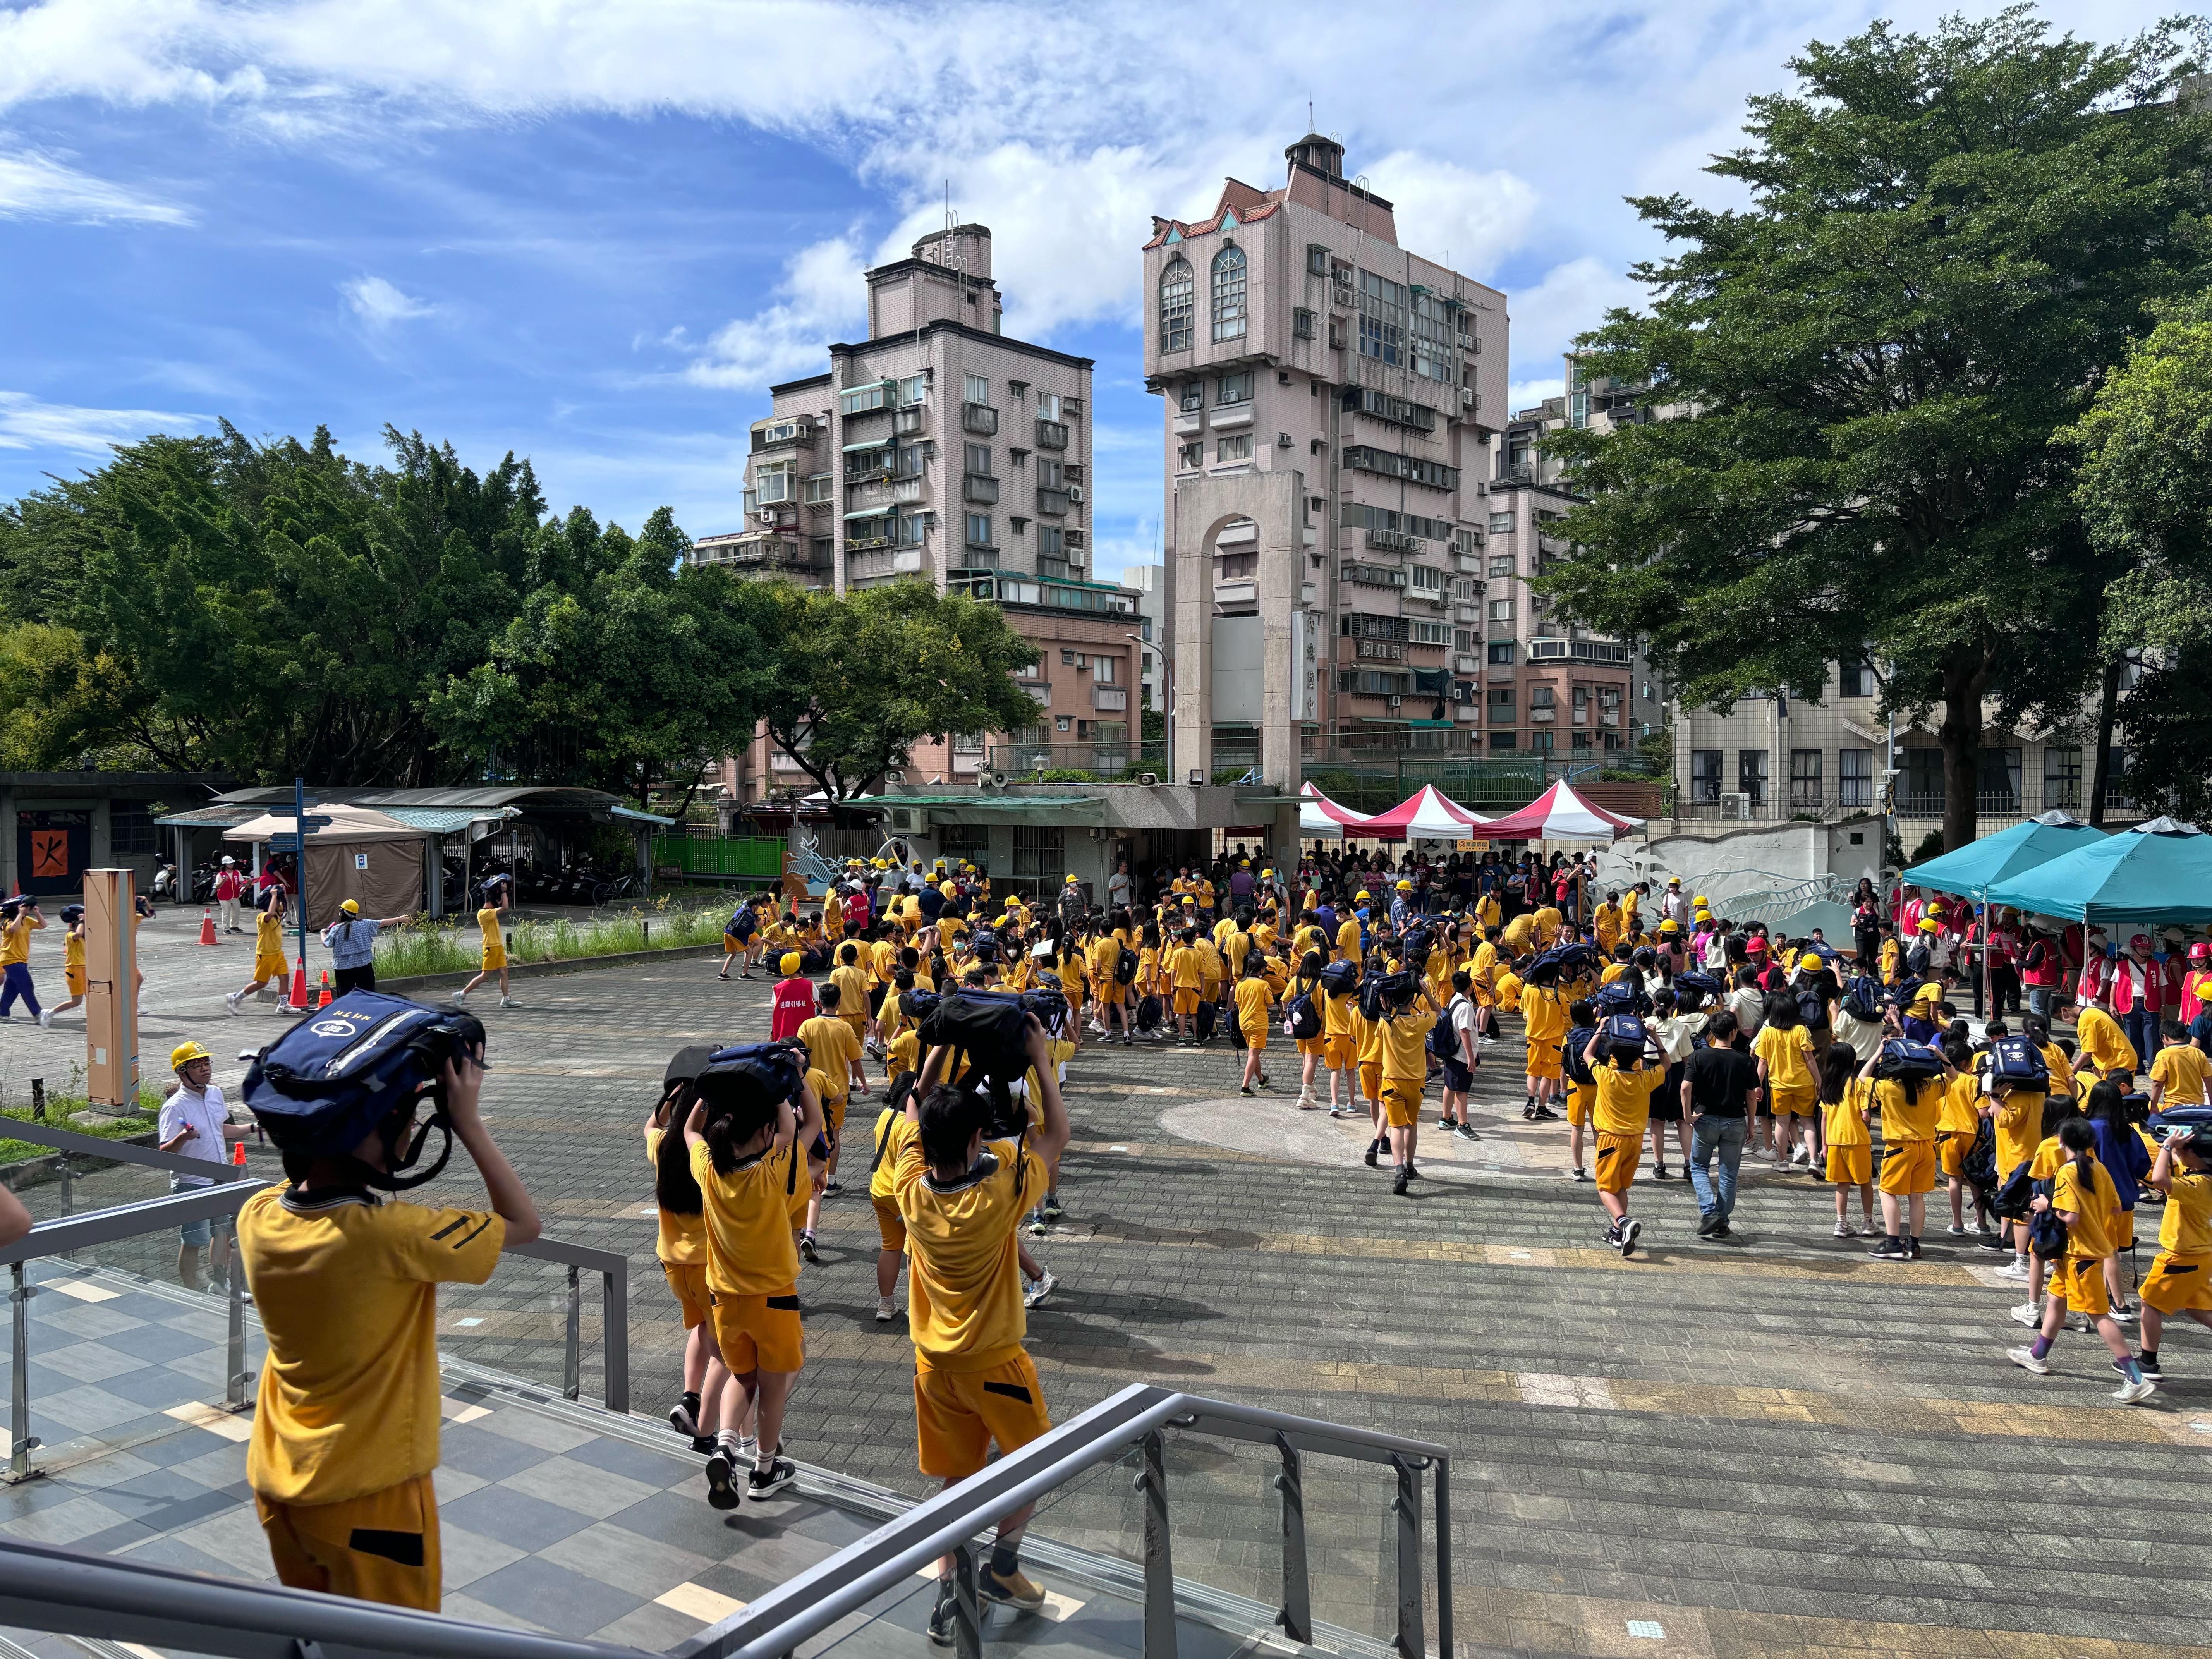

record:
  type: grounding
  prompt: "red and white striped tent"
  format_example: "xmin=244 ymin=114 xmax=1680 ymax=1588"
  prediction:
xmin=1299 ymin=782 xmax=1369 ymax=840
xmin=1350 ymin=785 xmax=1491 ymax=843
xmin=1479 ymin=780 xmax=1644 ymax=843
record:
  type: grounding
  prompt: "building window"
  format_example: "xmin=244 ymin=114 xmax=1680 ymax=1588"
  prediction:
xmin=1409 ymin=564 xmax=1443 ymax=594
xmin=966 ymin=513 xmax=993 ymax=548
xmin=1530 ymin=685 xmax=1555 ymax=710
xmin=1211 ymin=244 xmax=1247 ymax=342
xmin=1217 ymin=371 xmax=1254 ymax=405
xmin=110 ymin=803 xmax=157 ymax=856
xmin=965 ymin=443 xmax=992 ymax=476
xmin=1790 ymin=749 xmax=1823 ymax=806
xmin=1176 ymin=441 xmax=1201 ymax=471
xmin=1407 ymin=619 xmax=1450 ymax=645
xmin=1487 ymin=641 xmax=1516 ymax=666
xmin=1690 ymin=750 xmax=1723 ymax=804
xmin=2044 ymin=745 xmax=2083 ymax=809
xmin=1488 ymin=512 xmax=1513 ymax=534
xmin=1488 ymin=555 xmax=1514 ymax=577
xmin=1307 ymin=243 xmax=1329 ymax=276
xmin=1293 ymin=307 xmax=1316 ymax=340
xmin=1012 ymin=826 xmax=1066 ymax=881
xmin=1487 ymin=686 xmax=1515 ymax=724
xmin=1488 ymin=599 xmax=1515 ymax=623
xmin=1179 ymin=381 xmax=1204 ymax=412
xmin=1160 ymin=258 xmax=1194 ymax=353
xmin=1529 ymin=730 xmax=1554 ymax=754
xmin=1217 ymin=433 xmax=1253 ymax=463
xmin=1096 ymin=654 xmax=1115 ymax=684
xmin=1980 ymin=746 xmax=2023 ymax=812
xmin=1038 ymin=458 xmax=1064 ymax=489
xmin=1838 ymin=657 xmax=1874 ymax=698
xmin=1904 ymin=748 xmax=1945 ymax=812
xmin=964 ymin=373 xmax=990 ymax=404
xmin=1489 ymin=732 xmax=1518 ymax=751
xmin=1357 ymin=268 xmax=1405 ymax=366
xmin=1839 ymin=747 xmax=1874 ymax=807
xmin=1738 ymin=750 xmax=1768 ymax=805
xmin=1039 ymin=525 xmax=1064 ymax=557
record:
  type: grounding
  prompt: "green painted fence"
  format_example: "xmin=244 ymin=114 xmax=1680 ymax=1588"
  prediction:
xmin=651 ymin=834 xmax=786 ymax=881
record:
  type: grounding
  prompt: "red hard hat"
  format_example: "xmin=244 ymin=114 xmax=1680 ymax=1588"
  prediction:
xmin=2191 ymin=943 xmax=2211 ymax=962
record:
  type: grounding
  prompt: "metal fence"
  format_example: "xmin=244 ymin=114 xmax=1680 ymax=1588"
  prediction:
xmin=651 ymin=833 xmax=786 ymax=881
xmin=1671 ymin=785 xmax=2139 ymax=823
xmin=986 ymin=739 xmax=1170 ymax=780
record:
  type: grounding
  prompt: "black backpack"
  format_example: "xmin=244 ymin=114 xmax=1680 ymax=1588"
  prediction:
xmin=1283 ymin=986 xmax=1323 ymax=1041
xmin=1984 ymin=1036 xmax=2050 ymax=1093
xmin=1427 ymin=1001 xmax=1462 ymax=1062
xmin=1319 ymin=959 xmax=1360 ymax=997
xmin=1991 ymin=1158 xmax=2039 ymax=1220
xmin=1873 ymin=1038 xmax=1946 ymax=1082
xmin=1960 ymin=1116 xmax=1998 ymax=1196
xmin=1601 ymin=1013 xmax=1648 ymax=1065
xmin=1842 ymin=974 xmax=1882 ymax=1022
xmin=1563 ymin=1024 xmax=1599 ymax=1087
xmin=1595 ymin=978 xmax=1649 ymax=1019
xmin=701 ymin=1040 xmax=812 ymax=1111
xmin=1113 ymin=942 xmax=1138 ymax=985
xmin=1795 ymin=978 xmax=1830 ymax=1031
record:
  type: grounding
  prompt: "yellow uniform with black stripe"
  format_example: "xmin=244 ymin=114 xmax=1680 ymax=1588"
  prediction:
xmin=1377 ymin=1003 xmax=1434 ymax=1128
xmin=64 ymin=926 xmax=87 ymax=997
xmin=1234 ymin=975 xmax=1273 ymax=1049
xmin=1522 ymin=984 xmax=1568 ymax=1081
xmin=1874 ymin=1076 xmax=1941 ymax=1197
xmin=894 ymin=1135 xmax=1052 ymax=1479
xmin=1354 ymin=1003 xmax=1386 ymax=1104
xmin=1823 ymin=1077 xmax=1873 ymax=1187
xmin=797 ymin=1013 xmax=861 ymax=1139
xmin=1322 ymin=981 xmax=1359 ymax=1072
xmin=238 ymin=1183 xmax=505 ymax=1611
xmin=2142 ymin=1168 xmax=2212 ymax=1316
xmin=254 ymin=907 xmax=289 ymax=984
xmin=1936 ymin=1070 xmax=1980 ymax=1178
xmin=1592 ymin=1063 xmax=1661 ymax=1193
xmin=476 ymin=903 xmax=506 ymax=971
xmin=690 ymin=1139 xmax=805 ymax=1374
xmin=645 ymin=1127 xmax=709 ymax=1328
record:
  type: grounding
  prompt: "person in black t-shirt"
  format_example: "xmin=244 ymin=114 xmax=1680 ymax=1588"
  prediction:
xmin=1684 ymin=1008 xmax=1762 ymax=1239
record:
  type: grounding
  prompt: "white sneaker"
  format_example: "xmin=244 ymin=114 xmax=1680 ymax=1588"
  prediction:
xmin=499 ymin=994 xmax=514 ymax=1008
xmin=2114 ymin=1376 xmax=2159 ymax=1405
xmin=2066 ymin=1312 xmax=2092 ymax=1333
xmin=1834 ymin=1221 xmax=1855 ymax=1238
xmin=875 ymin=1296 xmax=896 ymax=1323
xmin=225 ymin=991 xmax=242 ymax=1016
xmin=1023 ymin=1269 xmax=1057 ymax=1309
xmin=37 ymin=1010 xmax=51 ymax=1030
xmin=2112 ymin=1302 xmax=2138 ymax=1323
xmin=450 ymin=989 xmax=467 ymax=1006
xmin=1945 ymin=1224 xmax=1968 ymax=1237
xmin=2006 ymin=1346 xmax=2051 ymax=1376
xmin=1993 ymin=1260 xmax=2031 ymax=1281
xmin=2009 ymin=1301 xmax=2042 ymax=1328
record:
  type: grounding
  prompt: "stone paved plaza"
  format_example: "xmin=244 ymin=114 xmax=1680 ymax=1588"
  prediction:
xmin=5 ymin=926 xmax=2212 ymax=1657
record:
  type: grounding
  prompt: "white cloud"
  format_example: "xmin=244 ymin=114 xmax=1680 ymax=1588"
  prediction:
xmin=0 ymin=147 xmax=190 ymax=223
xmin=1508 ymin=257 xmax=1648 ymax=372
xmin=341 ymin=274 xmax=433 ymax=327
xmin=683 ymin=236 xmax=867 ymax=391
xmin=1508 ymin=378 xmax=1565 ymax=415
xmin=0 ymin=390 xmax=205 ymax=453
xmin=1366 ymin=151 xmax=1537 ymax=279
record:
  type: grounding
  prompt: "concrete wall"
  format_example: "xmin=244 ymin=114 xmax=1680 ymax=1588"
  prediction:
xmin=1591 ymin=820 xmax=1879 ymax=909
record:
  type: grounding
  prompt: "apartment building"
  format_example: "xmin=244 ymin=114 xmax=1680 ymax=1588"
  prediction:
xmin=1141 ymin=134 xmax=1512 ymax=790
xmin=690 ymin=223 xmax=1142 ymax=801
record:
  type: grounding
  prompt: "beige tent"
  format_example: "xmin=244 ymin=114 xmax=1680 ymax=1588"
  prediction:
xmin=225 ymin=804 xmax=428 ymax=928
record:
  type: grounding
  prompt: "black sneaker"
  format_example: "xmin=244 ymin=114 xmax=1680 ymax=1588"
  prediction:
xmin=1867 ymin=1235 xmax=1910 ymax=1261
xmin=1618 ymin=1218 xmax=1642 ymax=1258
xmin=691 ymin=1433 xmax=716 ymax=1454
xmin=1906 ymin=1236 xmax=1924 ymax=1261
xmin=1364 ymin=1141 xmax=1380 ymax=1168
xmin=1711 ymin=1223 xmax=1733 ymax=1240
xmin=668 ymin=1395 xmax=701 ymax=1438
xmin=1532 ymin=1104 xmax=1559 ymax=1121
xmin=2140 ymin=1355 xmax=2166 ymax=1381
xmin=747 ymin=1456 xmax=797 ymax=1499
xmin=704 ymin=1449 xmax=741 ymax=1510
xmin=1392 ymin=1166 xmax=1410 ymax=1196
xmin=1456 ymin=1121 xmax=1480 ymax=1141
xmin=823 ymin=1179 xmax=843 ymax=1196
xmin=1040 ymin=1193 xmax=1064 ymax=1221
xmin=799 ymin=1231 xmax=821 ymax=1264
xmin=1653 ymin=1163 xmax=1669 ymax=1181
xmin=1695 ymin=1212 xmax=1719 ymax=1238
xmin=927 ymin=1585 xmax=961 ymax=1649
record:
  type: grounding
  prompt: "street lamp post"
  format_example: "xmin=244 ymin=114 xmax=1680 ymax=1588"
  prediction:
xmin=1126 ymin=630 xmax=1170 ymax=758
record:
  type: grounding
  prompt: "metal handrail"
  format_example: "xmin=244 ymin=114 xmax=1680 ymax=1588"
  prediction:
xmin=0 ymin=1114 xmax=252 ymax=1184
xmin=502 ymin=1234 xmax=630 ymax=1413
xmin=675 ymin=1382 xmax=1454 ymax=1659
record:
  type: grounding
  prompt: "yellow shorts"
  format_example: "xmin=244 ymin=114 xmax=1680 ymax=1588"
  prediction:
xmin=1242 ymin=1023 xmax=1269 ymax=1051
xmin=1826 ymin=1144 xmax=1872 ymax=1187
xmin=256 ymin=1472 xmax=440 ymax=1612
xmin=253 ymin=955 xmax=287 ymax=985
xmin=1594 ymin=1132 xmax=1643 ymax=1194
xmin=1937 ymin=1133 xmax=1969 ymax=1178
xmin=1381 ymin=1080 xmax=1422 ymax=1129
xmin=1526 ymin=1039 xmax=1562 ymax=1082
xmin=708 ymin=1285 xmax=804 ymax=1374
xmin=1769 ymin=1084 xmax=1815 ymax=1119
xmin=723 ymin=935 xmax=743 ymax=956
xmin=1174 ymin=989 xmax=1200 ymax=1017
xmin=1325 ymin=1035 xmax=1357 ymax=1071
xmin=2140 ymin=1250 xmax=2212 ymax=1315
xmin=1296 ymin=1035 xmax=1327 ymax=1058
xmin=65 ymin=965 xmax=87 ymax=997
xmin=915 ymin=1351 xmax=1051 ymax=1481
xmin=822 ymin=1094 xmax=848 ymax=1139
xmin=2051 ymin=1255 xmax=2112 ymax=1318
xmin=845 ymin=1015 xmax=867 ymax=1044
xmin=872 ymin=1192 xmax=906 ymax=1254
xmin=661 ymin=1261 xmax=709 ymax=1329
xmin=1358 ymin=1061 xmax=1382 ymax=1103
xmin=479 ymin=945 xmax=507 ymax=971
xmin=1878 ymin=1139 xmax=1936 ymax=1197
xmin=1567 ymin=1083 xmax=1595 ymax=1129
xmin=2116 ymin=1209 xmax=2136 ymax=1250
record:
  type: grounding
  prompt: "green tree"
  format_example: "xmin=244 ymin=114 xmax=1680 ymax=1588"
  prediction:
xmin=1537 ymin=9 xmax=2212 ymax=852
xmin=756 ymin=580 xmax=1041 ymax=800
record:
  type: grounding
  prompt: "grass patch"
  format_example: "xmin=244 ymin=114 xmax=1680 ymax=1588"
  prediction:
xmin=374 ymin=898 xmax=738 ymax=979
xmin=0 ymin=1099 xmax=161 ymax=1167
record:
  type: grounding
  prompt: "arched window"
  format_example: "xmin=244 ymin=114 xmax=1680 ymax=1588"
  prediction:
xmin=1211 ymin=244 xmax=1247 ymax=342
xmin=1159 ymin=257 xmax=1193 ymax=354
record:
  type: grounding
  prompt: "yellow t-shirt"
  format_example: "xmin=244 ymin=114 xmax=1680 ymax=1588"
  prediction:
xmin=868 ymin=1107 xmax=920 ymax=1202
xmin=1354 ymin=1006 xmax=1386 ymax=1066
xmin=1501 ymin=915 xmax=1538 ymax=957
xmin=2160 ymin=1168 xmax=2212 ymax=1255
xmin=1167 ymin=945 xmax=1203 ymax=991
xmin=1823 ymin=1078 xmax=1872 ymax=1149
xmin=830 ymin=962 xmax=871 ymax=1018
xmin=689 ymin=1137 xmax=802 ymax=1294
xmin=0 ymin=914 xmax=42 ymax=966
xmin=1753 ymin=1024 xmax=1815 ymax=1092
xmin=476 ymin=903 xmax=501 ymax=946
xmin=2030 ymin=1134 xmax=2066 ymax=1180
xmin=1233 ymin=976 xmax=1273 ymax=1035
xmin=1323 ymin=983 xmax=1357 ymax=1041
xmin=2076 ymin=1006 xmax=2138 ymax=1076
xmin=1993 ymin=1087 xmax=2042 ymax=1175
xmin=888 ymin=1028 xmax=921 ymax=1077
xmin=239 ymin=1183 xmax=504 ymax=1505
xmin=1937 ymin=1070 xmax=1982 ymax=1137
xmin=644 ymin=1127 xmax=705 ymax=1265
xmin=1593 ymin=1065 xmax=1661 ymax=1135
xmin=797 ymin=1013 xmax=862 ymax=1096
xmin=1522 ymin=984 xmax=1568 ymax=1047
xmin=894 ymin=1135 xmax=1045 ymax=1372
xmin=64 ymin=928 xmax=86 ymax=969
xmin=1336 ymin=917 xmax=1362 ymax=963
xmin=2152 ymin=1044 xmax=2211 ymax=1108
xmin=1195 ymin=938 xmax=1224 ymax=987
xmin=256 ymin=909 xmax=285 ymax=958
xmin=2053 ymin=1153 xmax=2120 ymax=1260
xmin=1377 ymin=1006 xmax=1435 ymax=1083
xmin=1875 ymin=1076 xmax=1942 ymax=1145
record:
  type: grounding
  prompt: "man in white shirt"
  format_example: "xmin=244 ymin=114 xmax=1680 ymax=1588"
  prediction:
xmin=1106 ymin=860 xmax=1133 ymax=914
xmin=1660 ymin=879 xmax=1689 ymax=927
xmin=157 ymin=1040 xmax=249 ymax=1292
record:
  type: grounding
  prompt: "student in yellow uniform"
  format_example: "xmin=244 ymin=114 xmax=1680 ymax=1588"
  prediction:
xmin=1322 ymin=958 xmax=1360 ymax=1116
xmin=1336 ymin=905 xmax=1363 ymax=969
xmin=1580 ymin=1017 xmax=1663 ymax=1255
xmin=1593 ymin=896 xmax=1623 ymax=957
xmin=226 ymin=888 xmax=296 ymax=1017
xmin=1372 ymin=974 xmax=1436 ymax=1196
xmin=1818 ymin=1045 xmax=1875 ymax=1238
xmin=2138 ymin=1126 xmax=2212 ymax=1383
xmin=1521 ymin=969 xmax=1569 ymax=1122
xmin=0 ymin=896 xmax=50 ymax=1027
xmin=1753 ymin=997 xmax=1818 ymax=1171
xmin=795 ymin=989 xmax=866 ymax=1264
xmin=686 ymin=1059 xmax=822 ymax=1505
xmin=1354 ymin=984 xmax=1388 ymax=1154
xmin=898 ymin=1018 xmax=1069 ymax=1646
xmin=239 ymin=1035 xmax=541 ymax=1609
xmin=1234 ymin=955 xmax=1275 ymax=1096
xmin=1089 ymin=927 xmax=1130 ymax=1046
xmin=49 ymin=902 xmax=90 ymax=1021
xmin=1936 ymin=1036 xmax=1993 ymax=1237
xmin=450 ymin=880 xmax=514 ymax=1009
xmin=2148 ymin=1020 xmax=2211 ymax=1111
xmin=1286 ymin=952 xmax=1330 ymax=1110
xmin=648 ymin=1046 xmax=732 ymax=1453
xmin=2008 ymin=1117 xmax=2156 ymax=1401
xmin=1166 ymin=928 xmax=1205 ymax=1045
xmin=2075 ymin=997 xmax=2138 ymax=1082
xmin=1860 ymin=1040 xmax=1949 ymax=1261
xmin=831 ymin=943 xmax=872 ymax=1046
xmin=867 ymin=1073 xmax=922 ymax=1324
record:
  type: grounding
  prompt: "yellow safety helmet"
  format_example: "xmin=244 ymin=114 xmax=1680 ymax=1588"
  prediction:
xmin=1798 ymin=952 xmax=1822 ymax=972
xmin=781 ymin=951 xmax=802 ymax=975
xmin=1356 ymin=890 xmax=1372 ymax=902
xmin=1261 ymin=868 xmax=1273 ymax=878
xmin=170 ymin=1041 xmax=211 ymax=1070
xmin=340 ymin=898 xmax=360 ymax=914
xmin=1065 ymin=873 xmax=1079 ymax=883
xmin=1918 ymin=917 xmax=1941 ymax=933
xmin=1396 ymin=879 xmax=1413 ymax=891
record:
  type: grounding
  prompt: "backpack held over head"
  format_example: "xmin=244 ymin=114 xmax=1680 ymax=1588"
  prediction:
xmin=1673 ymin=970 xmax=1721 ymax=1005
xmin=1982 ymin=1036 xmax=2050 ymax=1094
xmin=1841 ymin=975 xmax=1882 ymax=1022
xmin=243 ymin=991 xmax=485 ymax=1191
xmin=1873 ymin=1038 xmax=1946 ymax=1083
xmin=701 ymin=1040 xmax=811 ymax=1112
xmin=1600 ymin=1013 xmax=1648 ymax=1065
xmin=1319 ymin=959 xmax=1360 ymax=997
xmin=1595 ymin=978 xmax=1649 ymax=1019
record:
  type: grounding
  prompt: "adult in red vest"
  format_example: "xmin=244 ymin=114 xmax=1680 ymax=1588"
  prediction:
xmin=2109 ymin=933 xmax=2179 ymax=1066
xmin=769 ymin=951 xmax=817 ymax=1041
xmin=2181 ymin=941 xmax=2212 ymax=1010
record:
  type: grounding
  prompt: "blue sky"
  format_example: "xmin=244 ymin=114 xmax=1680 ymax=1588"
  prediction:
xmin=0 ymin=0 xmax=2173 ymax=587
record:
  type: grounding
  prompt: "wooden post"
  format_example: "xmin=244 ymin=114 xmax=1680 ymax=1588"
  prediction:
xmin=82 ymin=869 xmax=139 ymax=1110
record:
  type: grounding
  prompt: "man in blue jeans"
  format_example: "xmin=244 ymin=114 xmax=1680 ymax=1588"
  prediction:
xmin=1681 ymin=1008 xmax=1761 ymax=1240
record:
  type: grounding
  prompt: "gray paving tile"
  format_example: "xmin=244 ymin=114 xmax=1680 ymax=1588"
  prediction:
xmin=494 ymin=1453 xmax=662 ymax=1519
xmin=437 ymin=1422 xmax=549 ymax=1482
xmin=601 ymin=1487 xmax=739 ymax=1554
xmin=538 ymin=1517 xmax=715 ymax=1599
xmin=440 ymin=1483 xmax=597 ymax=1553
xmin=34 ymin=1341 xmax=155 ymax=1386
xmin=31 ymin=1384 xmax=150 ymax=1435
xmin=0 ymin=1495 xmax=136 ymax=1546
xmin=562 ymin=1429 xmax=696 ymax=1487
xmin=439 ymin=1521 xmax=529 ymax=1591
xmin=463 ymin=1553 xmax=647 ymax=1638
xmin=591 ymin=1598 xmax=711 ymax=1649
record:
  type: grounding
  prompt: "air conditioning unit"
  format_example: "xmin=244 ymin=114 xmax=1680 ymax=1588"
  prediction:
xmin=1461 ymin=388 xmax=1475 ymax=407
xmin=1721 ymin=792 xmax=1753 ymax=821
xmin=1068 ymin=485 xmax=1084 ymax=503
xmin=1387 ymin=694 xmax=1403 ymax=709
xmin=885 ymin=806 xmax=929 ymax=834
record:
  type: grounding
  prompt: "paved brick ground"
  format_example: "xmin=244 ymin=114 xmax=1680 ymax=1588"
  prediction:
xmin=7 ymin=947 xmax=2212 ymax=1658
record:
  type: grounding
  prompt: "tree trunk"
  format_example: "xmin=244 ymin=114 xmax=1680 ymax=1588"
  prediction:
xmin=1936 ymin=654 xmax=1992 ymax=855
xmin=2088 ymin=656 xmax=2123 ymax=828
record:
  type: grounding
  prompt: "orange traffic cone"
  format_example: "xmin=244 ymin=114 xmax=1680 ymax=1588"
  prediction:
xmin=232 ymin=1140 xmax=247 ymax=1168
xmin=316 ymin=972 xmax=333 ymax=1008
xmin=287 ymin=956 xmax=308 ymax=1010
xmin=198 ymin=908 xmax=218 ymax=945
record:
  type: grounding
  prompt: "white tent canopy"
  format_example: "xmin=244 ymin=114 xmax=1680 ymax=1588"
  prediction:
xmin=1299 ymin=782 xmax=1367 ymax=841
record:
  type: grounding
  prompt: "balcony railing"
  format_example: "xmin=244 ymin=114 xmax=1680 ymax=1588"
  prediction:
xmin=989 ymin=738 xmax=1166 ymax=778
xmin=964 ymin=473 xmax=999 ymax=504
xmin=1092 ymin=685 xmax=1128 ymax=712
xmin=963 ymin=402 xmax=999 ymax=435
xmin=1036 ymin=486 xmax=1071 ymax=517
xmin=696 ymin=534 xmax=827 ymax=574
xmin=1035 ymin=417 xmax=1070 ymax=450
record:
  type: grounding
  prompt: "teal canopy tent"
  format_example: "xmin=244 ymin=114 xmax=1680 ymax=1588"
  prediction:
xmin=1984 ymin=817 xmax=2212 ymax=927
xmin=1906 ymin=811 xmax=2106 ymax=902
